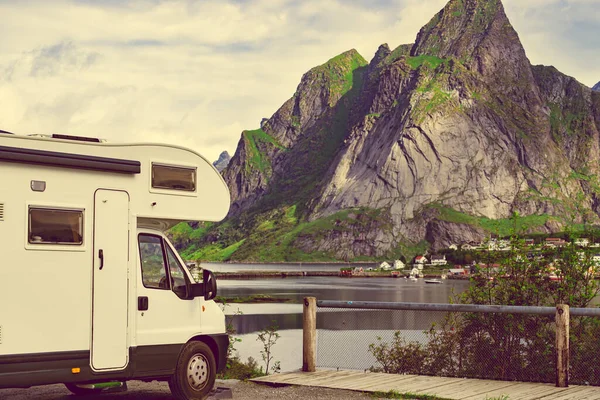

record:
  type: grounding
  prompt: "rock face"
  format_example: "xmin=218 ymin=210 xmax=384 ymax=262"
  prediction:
xmin=212 ymin=151 xmax=231 ymax=172
xmin=593 ymin=82 xmax=600 ymax=92
xmin=206 ymin=0 xmax=600 ymax=258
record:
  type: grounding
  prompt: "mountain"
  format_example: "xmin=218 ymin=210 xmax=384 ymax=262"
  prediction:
xmin=175 ymin=0 xmax=600 ymax=262
xmin=212 ymin=151 xmax=231 ymax=172
xmin=593 ymin=82 xmax=600 ymax=92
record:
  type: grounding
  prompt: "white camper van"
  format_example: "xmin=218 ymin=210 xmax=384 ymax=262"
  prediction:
xmin=0 ymin=130 xmax=230 ymax=400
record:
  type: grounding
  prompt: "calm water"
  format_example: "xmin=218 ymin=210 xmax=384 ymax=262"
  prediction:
xmin=216 ymin=274 xmax=470 ymax=373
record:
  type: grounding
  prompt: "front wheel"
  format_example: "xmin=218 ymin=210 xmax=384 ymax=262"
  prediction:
xmin=169 ymin=341 xmax=216 ymax=400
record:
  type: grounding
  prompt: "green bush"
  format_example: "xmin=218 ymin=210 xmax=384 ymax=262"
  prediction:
xmin=216 ymin=356 xmax=266 ymax=380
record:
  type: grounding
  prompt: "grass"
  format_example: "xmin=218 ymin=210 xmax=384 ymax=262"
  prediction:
xmin=406 ymin=55 xmax=446 ymax=70
xmin=413 ymin=77 xmax=453 ymax=122
xmin=185 ymin=239 xmax=246 ymax=262
xmin=243 ymin=128 xmax=286 ymax=176
xmin=383 ymin=44 xmax=412 ymax=65
xmin=425 ymin=203 xmax=551 ymax=237
xmin=313 ymin=50 xmax=368 ymax=99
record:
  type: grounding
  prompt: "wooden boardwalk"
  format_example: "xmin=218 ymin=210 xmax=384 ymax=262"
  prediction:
xmin=250 ymin=369 xmax=600 ymax=399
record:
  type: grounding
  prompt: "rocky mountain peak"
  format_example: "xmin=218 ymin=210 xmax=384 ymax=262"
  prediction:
xmin=212 ymin=151 xmax=231 ymax=172
xmin=413 ymin=0 xmax=542 ymax=116
xmin=412 ymin=0 xmax=507 ymax=59
xmin=593 ymin=81 xmax=600 ymax=92
xmin=370 ymin=43 xmax=391 ymax=65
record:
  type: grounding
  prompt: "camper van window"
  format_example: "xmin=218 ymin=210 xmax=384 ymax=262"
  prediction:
xmin=151 ymin=164 xmax=196 ymax=192
xmin=138 ymin=234 xmax=169 ymax=290
xmin=28 ymin=208 xmax=83 ymax=245
xmin=166 ymin=245 xmax=188 ymax=295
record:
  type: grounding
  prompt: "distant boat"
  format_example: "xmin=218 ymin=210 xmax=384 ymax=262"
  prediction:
xmin=424 ymin=279 xmax=443 ymax=284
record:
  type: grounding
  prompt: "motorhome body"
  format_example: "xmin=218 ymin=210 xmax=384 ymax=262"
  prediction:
xmin=0 ymin=131 xmax=230 ymax=400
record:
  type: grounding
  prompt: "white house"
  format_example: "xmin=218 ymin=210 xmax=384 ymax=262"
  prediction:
xmin=414 ymin=255 xmax=427 ymax=264
xmin=393 ymin=259 xmax=405 ymax=270
xmin=431 ymin=255 xmax=448 ymax=266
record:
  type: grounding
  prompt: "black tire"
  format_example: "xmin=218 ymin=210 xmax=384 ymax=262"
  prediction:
xmin=64 ymin=383 xmax=104 ymax=395
xmin=169 ymin=341 xmax=216 ymax=400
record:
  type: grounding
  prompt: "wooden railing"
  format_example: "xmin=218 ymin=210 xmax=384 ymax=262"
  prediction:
xmin=302 ymin=298 xmax=600 ymax=387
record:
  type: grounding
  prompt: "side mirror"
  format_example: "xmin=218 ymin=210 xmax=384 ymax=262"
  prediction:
xmin=187 ymin=269 xmax=218 ymax=300
xmin=203 ymin=269 xmax=217 ymax=301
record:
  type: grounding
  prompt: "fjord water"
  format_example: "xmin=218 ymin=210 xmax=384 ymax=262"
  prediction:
xmin=209 ymin=263 xmax=470 ymax=372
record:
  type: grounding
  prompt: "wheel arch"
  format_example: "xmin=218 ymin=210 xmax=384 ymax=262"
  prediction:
xmin=188 ymin=334 xmax=228 ymax=373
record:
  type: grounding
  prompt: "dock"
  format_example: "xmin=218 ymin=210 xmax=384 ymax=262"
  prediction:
xmin=250 ymin=369 xmax=600 ymax=399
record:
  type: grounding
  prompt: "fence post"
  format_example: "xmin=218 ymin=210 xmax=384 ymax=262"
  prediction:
xmin=555 ymin=304 xmax=569 ymax=388
xmin=303 ymin=297 xmax=317 ymax=372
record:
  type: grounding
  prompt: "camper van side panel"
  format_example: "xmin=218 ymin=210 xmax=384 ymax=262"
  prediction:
xmin=0 ymin=162 xmax=95 ymax=356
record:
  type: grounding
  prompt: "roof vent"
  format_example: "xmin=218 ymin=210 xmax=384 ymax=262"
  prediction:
xmin=0 ymin=203 xmax=4 ymax=221
xmin=51 ymin=134 xmax=103 ymax=143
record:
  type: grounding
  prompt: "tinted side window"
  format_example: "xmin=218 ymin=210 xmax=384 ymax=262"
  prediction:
xmin=28 ymin=207 xmax=83 ymax=245
xmin=139 ymin=234 xmax=169 ymax=290
xmin=151 ymin=164 xmax=196 ymax=192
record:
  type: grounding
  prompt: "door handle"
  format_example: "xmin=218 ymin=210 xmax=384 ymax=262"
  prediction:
xmin=99 ymin=249 xmax=104 ymax=270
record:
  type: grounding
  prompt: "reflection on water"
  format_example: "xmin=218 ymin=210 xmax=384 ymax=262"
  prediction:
xmin=218 ymin=275 xmax=469 ymax=372
xmin=219 ymin=276 xmax=469 ymax=308
xmin=220 ymin=277 xmax=469 ymax=334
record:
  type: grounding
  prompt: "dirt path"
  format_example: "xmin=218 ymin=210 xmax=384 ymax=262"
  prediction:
xmin=0 ymin=379 xmax=396 ymax=400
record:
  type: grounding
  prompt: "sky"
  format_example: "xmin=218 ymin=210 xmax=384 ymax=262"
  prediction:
xmin=1 ymin=0 xmax=599 ymax=163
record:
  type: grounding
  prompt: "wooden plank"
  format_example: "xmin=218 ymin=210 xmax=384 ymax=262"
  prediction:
xmin=375 ymin=376 xmax=465 ymax=393
xmin=291 ymin=370 xmax=364 ymax=386
xmin=252 ymin=369 xmax=339 ymax=383
xmin=272 ymin=370 xmax=363 ymax=387
xmin=536 ymin=386 xmax=600 ymax=400
xmin=461 ymin=383 xmax=569 ymax=400
xmin=358 ymin=374 xmax=432 ymax=390
xmin=260 ymin=370 xmax=356 ymax=386
xmin=319 ymin=373 xmax=400 ymax=390
xmin=416 ymin=378 xmax=518 ymax=398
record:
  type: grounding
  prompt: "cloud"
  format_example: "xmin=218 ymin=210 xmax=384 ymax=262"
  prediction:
xmin=0 ymin=0 xmax=598 ymax=164
xmin=3 ymin=41 xmax=99 ymax=81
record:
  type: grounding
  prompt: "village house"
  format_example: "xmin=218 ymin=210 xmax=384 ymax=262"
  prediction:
xmin=414 ymin=255 xmax=428 ymax=264
xmin=544 ymin=237 xmax=567 ymax=248
xmin=574 ymin=238 xmax=590 ymax=247
xmin=431 ymin=255 xmax=448 ymax=266
xmin=448 ymin=267 xmax=467 ymax=276
xmin=461 ymin=242 xmax=479 ymax=251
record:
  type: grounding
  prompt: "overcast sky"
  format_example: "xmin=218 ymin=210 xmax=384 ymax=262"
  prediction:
xmin=1 ymin=0 xmax=599 ymax=163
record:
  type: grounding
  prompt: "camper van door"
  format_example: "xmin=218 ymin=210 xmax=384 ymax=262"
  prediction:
xmin=91 ymin=189 xmax=130 ymax=370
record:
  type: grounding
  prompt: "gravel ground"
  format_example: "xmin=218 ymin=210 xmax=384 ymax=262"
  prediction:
xmin=0 ymin=379 xmax=396 ymax=400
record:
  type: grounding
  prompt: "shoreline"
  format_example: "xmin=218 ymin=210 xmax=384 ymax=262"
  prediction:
xmin=214 ymin=271 xmax=469 ymax=279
